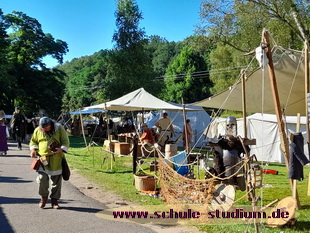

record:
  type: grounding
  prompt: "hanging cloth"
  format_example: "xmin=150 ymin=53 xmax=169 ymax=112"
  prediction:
xmin=288 ymin=133 xmax=310 ymax=181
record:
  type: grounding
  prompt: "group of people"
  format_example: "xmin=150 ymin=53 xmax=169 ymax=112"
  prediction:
xmin=0 ymin=107 xmax=47 ymax=154
xmin=140 ymin=112 xmax=193 ymax=152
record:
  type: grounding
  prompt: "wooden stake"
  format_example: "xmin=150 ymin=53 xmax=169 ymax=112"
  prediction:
xmin=304 ymin=41 xmax=310 ymax=155
xmin=182 ymin=98 xmax=189 ymax=154
xmin=263 ymin=29 xmax=300 ymax=209
xmin=241 ymin=70 xmax=247 ymax=138
xmin=79 ymin=108 xmax=88 ymax=147
xmin=308 ymin=172 xmax=310 ymax=196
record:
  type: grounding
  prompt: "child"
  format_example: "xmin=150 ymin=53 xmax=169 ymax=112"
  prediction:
xmin=0 ymin=118 xmax=9 ymax=155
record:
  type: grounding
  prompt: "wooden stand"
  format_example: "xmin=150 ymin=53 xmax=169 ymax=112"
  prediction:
xmin=114 ymin=142 xmax=130 ymax=155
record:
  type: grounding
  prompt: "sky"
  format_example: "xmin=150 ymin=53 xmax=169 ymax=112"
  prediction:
xmin=1 ymin=0 xmax=202 ymax=68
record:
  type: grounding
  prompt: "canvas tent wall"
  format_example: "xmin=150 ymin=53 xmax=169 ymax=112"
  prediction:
xmin=144 ymin=105 xmax=211 ymax=148
xmin=206 ymin=113 xmax=309 ymax=163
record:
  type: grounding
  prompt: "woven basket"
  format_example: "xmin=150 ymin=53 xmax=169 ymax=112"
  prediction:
xmin=134 ymin=175 xmax=157 ymax=191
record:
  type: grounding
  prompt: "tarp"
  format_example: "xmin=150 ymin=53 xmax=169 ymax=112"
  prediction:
xmin=206 ymin=113 xmax=309 ymax=163
xmin=69 ymin=108 xmax=104 ymax=115
xmin=143 ymin=104 xmax=211 ymax=147
xmin=87 ymin=88 xmax=186 ymax=111
xmin=193 ymin=47 xmax=306 ymax=116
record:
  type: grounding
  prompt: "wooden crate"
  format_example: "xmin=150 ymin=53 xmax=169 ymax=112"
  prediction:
xmin=114 ymin=142 xmax=130 ymax=155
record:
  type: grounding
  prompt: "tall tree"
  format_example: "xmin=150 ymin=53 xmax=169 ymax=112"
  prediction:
xmin=0 ymin=9 xmax=12 ymax=112
xmin=198 ymin=0 xmax=310 ymax=93
xmin=102 ymin=0 xmax=159 ymax=100
xmin=60 ymin=51 xmax=109 ymax=111
xmin=146 ymin=35 xmax=182 ymax=77
xmin=3 ymin=11 xmax=68 ymax=115
xmin=162 ymin=46 xmax=212 ymax=103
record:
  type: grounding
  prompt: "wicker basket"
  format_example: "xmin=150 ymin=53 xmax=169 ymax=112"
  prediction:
xmin=134 ymin=175 xmax=157 ymax=191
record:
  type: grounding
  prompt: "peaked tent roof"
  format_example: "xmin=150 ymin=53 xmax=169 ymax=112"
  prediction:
xmin=87 ymin=88 xmax=186 ymax=111
xmin=193 ymin=47 xmax=306 ymax=116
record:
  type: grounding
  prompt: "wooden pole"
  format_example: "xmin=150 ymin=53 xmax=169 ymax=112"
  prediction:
xmin=242 ymin=70 xmax=247 ymax=138
xmin=263 ymin=29 xmax=290 ymax=168
xmin=79 ymin=108 xmax=88 ymax=147
xmin=182 ymin=98 xmax=189 ymax=154
xmin=304 ymin=41 xmax=310 ymax=155
xmin=263 ymin=29 xmax=300 ymax=208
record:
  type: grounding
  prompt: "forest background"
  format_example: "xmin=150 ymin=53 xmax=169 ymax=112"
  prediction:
xmin=0 ymin=0 xmax=309 ymax=118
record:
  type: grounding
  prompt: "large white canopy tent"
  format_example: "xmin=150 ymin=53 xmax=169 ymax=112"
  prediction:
xmin=87 ymin=88 xmax=186 ymax=111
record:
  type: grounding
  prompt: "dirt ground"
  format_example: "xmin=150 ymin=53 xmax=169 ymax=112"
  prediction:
xmin=69 ymin=169 xmax=202 ymax=233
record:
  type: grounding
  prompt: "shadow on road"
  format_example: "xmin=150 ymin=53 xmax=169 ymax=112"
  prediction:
xmin=61 ymin=206 xmax=103 ymax=213
xmin=0 ymin=176 xmax=32 ymax=183
xmin=0 ymin=207 xmax=14 ymax=233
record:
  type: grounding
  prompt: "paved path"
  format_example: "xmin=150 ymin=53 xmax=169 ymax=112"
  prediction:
xmin=0 ymin=140 xmax=158 ymax=233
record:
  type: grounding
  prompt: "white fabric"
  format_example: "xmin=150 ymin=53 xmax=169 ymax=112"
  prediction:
xmin=206 ymin=113 xmax=309 ymax=163
xmin=193 ymin=47 xmax=307 ymax=116
xmin=144 ymin=105 xmax=210 ymax=147
xmin=87 ymin=88 xmax=185 ymax=111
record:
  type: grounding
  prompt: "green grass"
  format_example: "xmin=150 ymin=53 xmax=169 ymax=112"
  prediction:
xmin=67 ymin=136 xmax=310 ymax=232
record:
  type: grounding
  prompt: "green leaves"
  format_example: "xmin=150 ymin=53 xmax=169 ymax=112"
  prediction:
xmin=0 ymin=11 xmax=68 ymax=115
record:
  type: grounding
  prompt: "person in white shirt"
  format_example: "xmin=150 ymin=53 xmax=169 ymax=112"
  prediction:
xmin=155 ymin=112 xmax=175 ymax=149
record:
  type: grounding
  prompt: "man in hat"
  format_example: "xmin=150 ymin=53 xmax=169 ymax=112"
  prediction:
xmin=29 ymin=117 xmax=70 ymax=209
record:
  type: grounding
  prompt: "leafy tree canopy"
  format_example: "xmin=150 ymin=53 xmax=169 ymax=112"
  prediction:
xmin=0 ymin=11 xmax=68 ymax=116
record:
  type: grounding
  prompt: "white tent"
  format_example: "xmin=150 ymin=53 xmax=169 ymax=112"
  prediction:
xmin=192 ymin=47 xmax=307 ymax=116
xmin=87 ymin=88 xmax=185 ymax=111
xmin=206 ymin=113 xmax=309 ymax=163
xmin=144 ymin=104 xmax=211 ymax=148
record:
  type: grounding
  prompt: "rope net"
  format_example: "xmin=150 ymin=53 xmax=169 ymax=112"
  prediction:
xmin=158 ymin=156 xmax=215 ymax=205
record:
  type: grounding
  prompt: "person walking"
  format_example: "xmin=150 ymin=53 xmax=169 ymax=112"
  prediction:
xmin=182 ymin=119 xmax=193 ymax=152
xmin=0 ymin=117 xmax=9 ymax=155
xmin=29 ymin=117 xmax=70 ymax=209
xmin=11 ymin=107 xmax=26 ymax=150
xmin=26 ymin=113 xmax=36 ymax=143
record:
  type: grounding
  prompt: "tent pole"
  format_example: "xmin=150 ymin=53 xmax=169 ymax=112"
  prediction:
xmin=242 ymin=70 xmax=247 ymax=138
xmin=79 ymin=108 xmax=88 ymax=147
xmin=182 ymin=98 xmax=189 ymax=154
xmin=263 ymin=29 xmax=290 ymax=168
xmin=105 ymin=103 xmax=114 ymax=170
xmin=263 ymin=29 xmax=300 ymax=208
xmin=304 ymin=41 xmax=310 ymax=155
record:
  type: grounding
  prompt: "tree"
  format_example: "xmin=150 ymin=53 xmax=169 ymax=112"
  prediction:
xmin=146 ymin=35 xmax=182 ymax=77
xmin=162 ymin=46 xmax=213 ymax=103
xmin=2 ymin=11 xmax=68 ymax=115
xmin=199 ymin=0 xmax=309 ymax=50
xmin=198 ymin=0 xmax=310 ymax=94
xmin=102 ymin=0 xmax=159 ymax=100
xmin=0 ymin=10 xmax=12 ymax=113
xmin=60 ymin=51 xmax=109 ymax=111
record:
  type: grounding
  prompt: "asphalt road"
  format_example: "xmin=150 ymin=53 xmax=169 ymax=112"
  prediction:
xmin=0 ymin=140 xmax=157 ymax=233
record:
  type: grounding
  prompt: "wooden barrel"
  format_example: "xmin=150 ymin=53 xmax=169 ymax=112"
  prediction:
xmin=165 ymin=144 xmax=177 ymax=157
xmin=165 ymin=144 xmax=177 ymax=168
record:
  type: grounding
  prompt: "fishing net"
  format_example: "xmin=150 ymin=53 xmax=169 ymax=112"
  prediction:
xmin=158 ymin=156 xmax=215 ymax=204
